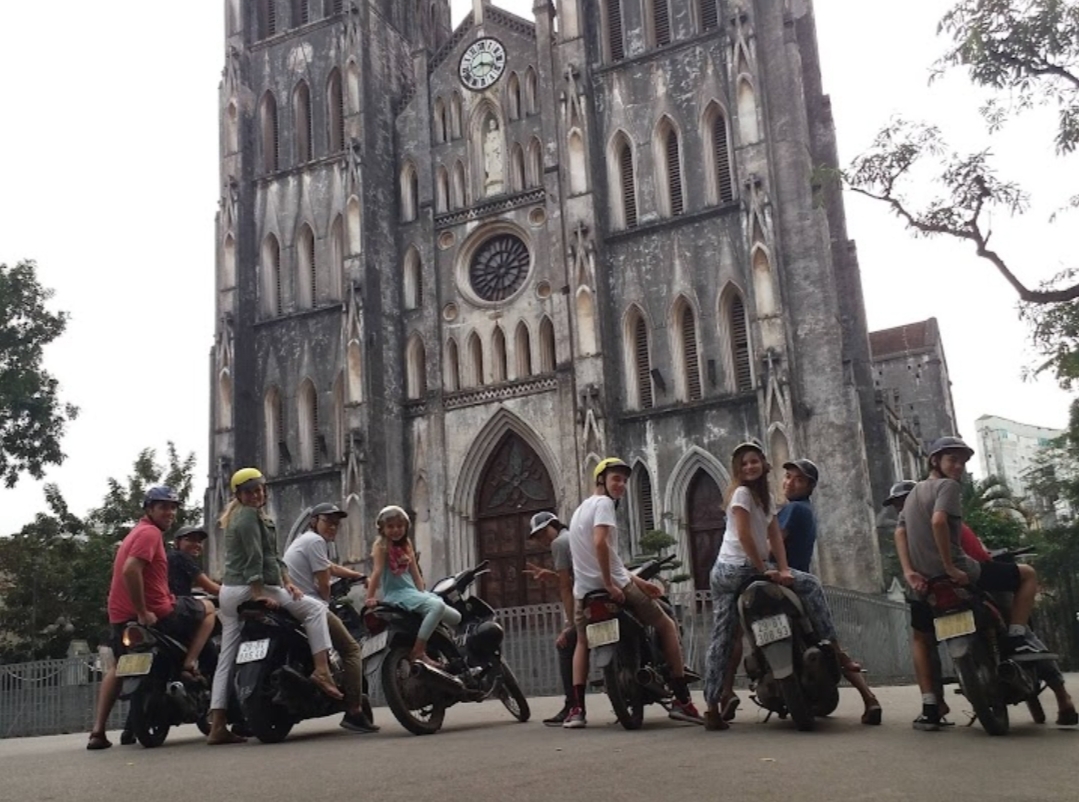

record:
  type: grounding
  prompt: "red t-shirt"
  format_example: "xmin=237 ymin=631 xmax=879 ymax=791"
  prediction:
xmin=107 ymin=518 xmax=176 ymax=624
xmin=960 ymin=524 xmax=993 ymax=563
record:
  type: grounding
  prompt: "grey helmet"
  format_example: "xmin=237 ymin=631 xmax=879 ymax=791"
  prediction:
xmin=528 ymin=511 xmax=561 ymax=538
xmin=928 ymin=436 xmax=974 ymax=461
xmin=883 ymin=480 xmax=917 ymax=508
xmin=782 ymin=458 xmax=820 ymax=486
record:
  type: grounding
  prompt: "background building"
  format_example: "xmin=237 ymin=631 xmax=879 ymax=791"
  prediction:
xmin=976 ymin=414 xmax=1069 ymax=525
xmin=206 ymin=0 xmax=887 ymax=599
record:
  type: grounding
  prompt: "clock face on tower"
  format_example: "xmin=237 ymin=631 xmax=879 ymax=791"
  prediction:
xmin=459 ymin=37 xmax=507 ymax=91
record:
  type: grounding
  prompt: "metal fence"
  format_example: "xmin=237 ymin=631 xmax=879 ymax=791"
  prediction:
xmin=1 ymin=586 xmax=919 ymax=739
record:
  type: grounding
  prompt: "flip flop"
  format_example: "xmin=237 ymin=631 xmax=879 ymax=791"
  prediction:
xmin=86 ymin=732 xmax=112 ymax=750
xmin=206 ymin=729 xmax=247 ymax=745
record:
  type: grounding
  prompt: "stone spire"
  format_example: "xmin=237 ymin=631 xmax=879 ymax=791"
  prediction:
xmin=473 ymin=0 xmax=484 ymax=25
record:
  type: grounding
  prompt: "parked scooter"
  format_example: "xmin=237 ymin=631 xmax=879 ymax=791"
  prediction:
xmin=360 ymin=560 xmax=530 ymax=735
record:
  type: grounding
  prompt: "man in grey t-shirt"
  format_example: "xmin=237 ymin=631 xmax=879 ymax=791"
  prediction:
xmin=525 ymin=511 xmax=579 ymax=726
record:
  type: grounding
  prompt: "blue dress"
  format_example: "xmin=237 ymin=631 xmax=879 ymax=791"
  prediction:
xmin=379 ymin=554 xmax=440 ymax=612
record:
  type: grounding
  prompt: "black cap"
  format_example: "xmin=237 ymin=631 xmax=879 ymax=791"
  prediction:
xmin=174 ymin=525 xmax=208 ymax=542
xmin=782 ymin=459 xmax=820 ymax=485
xmin=310 ymin=502 xmax=347 ymax=518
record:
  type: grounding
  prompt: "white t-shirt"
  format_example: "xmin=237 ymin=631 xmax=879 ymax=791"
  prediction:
xmin=717 ymin=486 xmax=773 ymax=566
xmin=569 ymin=494 xmax=630 ymax=598
xmin=282 ymin=530 xmax=333 ymax=601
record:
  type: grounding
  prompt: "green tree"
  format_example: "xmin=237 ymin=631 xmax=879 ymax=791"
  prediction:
xmin=842 ymin=0 xmax=1079 ymax=386
xmin=961 ymin=474 xmax=1030 ymax=549
xmin=633 ymin=529 xmax=691 ymax=586
xmin=0 ymin=260 xmax=78 ymax=487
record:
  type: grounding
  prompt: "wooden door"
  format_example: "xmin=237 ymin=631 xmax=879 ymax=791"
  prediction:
xmin=687 ymin=469 xmax=725 ymax=591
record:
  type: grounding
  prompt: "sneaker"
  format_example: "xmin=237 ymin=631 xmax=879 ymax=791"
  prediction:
xmin=562 ymin=706 xmax=587 ymax=729
xmin=544 ymin=704 xmax=572 ymax=727
xmin=669 ymin=699 xmax=705 ymax=724
xmin=340 ymin=712 xmax=380 ymax=734
xmin=1008 ymin=635 xmax=1047 ymax=657
xmin=912 ymin=713 xmax=941 ymax=732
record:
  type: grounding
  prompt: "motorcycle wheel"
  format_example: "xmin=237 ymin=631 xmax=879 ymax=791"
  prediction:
xmin=129 ymin=685 xmax=171 ymax=748
xmin=778 ymin=676 xmax=814 ymax=732
xmin=382 ymin=646 xmax=446 ymax=736
xmin=603 ymin=652 xmax=644 ymax=731
xmin=1027 ymin=695 xmax=1047 ymax=724
xmin=497 ymin=661 xmax=531 ymax=722
xmin=240 ymin=668 xmax=295 ymax=744
xmin=954 ymin=640 xmax=1009 ymax=736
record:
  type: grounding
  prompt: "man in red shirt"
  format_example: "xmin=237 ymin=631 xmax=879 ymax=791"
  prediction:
xmin=87 ymin=487 xmax=216 ymax=750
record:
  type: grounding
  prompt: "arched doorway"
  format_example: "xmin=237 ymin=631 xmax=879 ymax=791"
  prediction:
xmin=687 ymin=469 xmax=725 ymax=590
xmin=475 ymin=432 xmax=559 ymax=608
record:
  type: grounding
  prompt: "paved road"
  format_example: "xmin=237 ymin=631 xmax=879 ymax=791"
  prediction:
xmin=3 ymin=680 xmax=1077 ymax=802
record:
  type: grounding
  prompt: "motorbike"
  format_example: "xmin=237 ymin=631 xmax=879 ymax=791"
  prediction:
xmin=736 ymin=574 xmax=841 ymax=731
xmin=359 ymin=559 xmax=530 ymax=735
xmin=580 ymin=554 xmax=701 ymax=730
xmin=928 ymin=548 xmax=1056 ymax=736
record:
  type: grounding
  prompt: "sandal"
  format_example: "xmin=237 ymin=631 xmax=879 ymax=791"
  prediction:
xmin=703 ymin=711 xmax=730 ymax=731
xmin=721 ymin=695 xmax=741 ymax=722
xmin=207 ymin=729 xmax=247 ymax=745
xmin=861 ymin=703 xmax=882 ymax=725
xmin=86 ymin=731 xmax=112 ymax=751
xmin=1057 ymin=707 xmax=1078 ymax=726
xmin=311 ymin=672 xmax=344 ymax=701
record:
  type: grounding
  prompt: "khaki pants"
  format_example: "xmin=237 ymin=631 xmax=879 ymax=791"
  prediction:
xmin=327 ymin=611 xmax=364 ymax=710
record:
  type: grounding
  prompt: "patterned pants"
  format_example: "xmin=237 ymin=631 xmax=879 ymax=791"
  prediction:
xmin=703 ymin=561 xmax=838 ymax=706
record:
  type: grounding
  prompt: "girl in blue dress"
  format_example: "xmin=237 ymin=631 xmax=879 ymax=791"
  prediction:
xmin=365 ymin=505 xmax=462 ymax=666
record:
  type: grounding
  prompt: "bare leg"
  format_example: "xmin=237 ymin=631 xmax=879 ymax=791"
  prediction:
xmin=183 ymin=602 xmax=216 ymax=673
xmin=572 ymin=631 xmax=589 ymax=687
xmin=90 ymin=668 xmax=120 ymax=738
xmin=206 ymin=708 xmax=246 ymax=745
xmin=655 ymin=615 xmax=685 ymax=676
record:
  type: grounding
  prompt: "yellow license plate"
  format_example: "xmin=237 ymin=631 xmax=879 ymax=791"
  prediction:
xmin=586 ymin=619 xmax=620 ymax=648
xmin=116 ymin=653 xmax=154 ymax=677
xmin=934 ymin=609 xmax=976 ymax=641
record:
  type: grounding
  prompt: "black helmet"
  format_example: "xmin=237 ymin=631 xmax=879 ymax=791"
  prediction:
xmin=310 ymin=502 xmax=347 ymax=519
xmin=883 ymin=480 xmax=917 ymax=508
xmin=928 ymin=436 xmax=974 ymax=461
xmin=528 ymin=511 xmax=561 ymax=538
xmin=143 ymin=486 xmax=180 ymax=509
xmin=782 ymin=458 xmax=820 ymax=486
xmin=175 ymin=525 xmax=208 ymax=542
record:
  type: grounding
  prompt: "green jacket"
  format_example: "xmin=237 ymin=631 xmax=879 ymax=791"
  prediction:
xmin=223 ymin=505 xmax=284 ymax=586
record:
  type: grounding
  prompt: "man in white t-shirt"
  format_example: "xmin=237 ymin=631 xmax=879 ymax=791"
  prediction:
xmin=283 ymin=502 xmax=377 ymax=734
xmin=563 ymin=458 xmax=703 ymax=728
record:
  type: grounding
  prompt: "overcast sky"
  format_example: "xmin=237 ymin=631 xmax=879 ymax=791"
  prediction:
xmin=0 ymin=1 xmax=1074 ymax=533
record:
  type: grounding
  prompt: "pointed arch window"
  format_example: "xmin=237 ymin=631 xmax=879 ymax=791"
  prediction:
xmin=332 ymin=374 xmax=345 ymax=463
xmin=433 ymin=97 xmax=447 ymax=143
xmin=708 ymin=105 xmax=735 ymax=204
xmin=297 ymin=225 xmax=316 ymax=309
xmin=222 ymin=233 xmax=237 ymax=290
xmin=568 ymin=129 xmax=587 ymax=194
xmin=468 ymin=332 xmax=484 ymax=386
xmin=511 ymin=144 xmax=526 ymax=191
xmin=451 ymin=92 xmax=463 ymax=139
xmin=218 ymin=370 xmax=233 ymax=429
xmin=328 ymin=69 xmax=345 ymax=152
xmin=407 ymin=335 xmax=427 ymax=399
xmin=651 ymin=0 xmax=671 ymax=47
xmin=404 ymin=248 xmax=423 ymax=310
xmin=298 ymin=379 xmax=320 ymax=470
xmin=328 ymin=0 xmax=344 ymax=14
xmin=329 ymin=215 xmax=345 ymax=300
xmin=293 ymin=81 xmax=313 ymax=163
xmin=539 ymin=316 xmax=556 ymax=373
xmin=262 ymin=234 xmax=283 ymax=317
xmin=528 ymin=137 xmax=543 ymax=187
xmin=677 ymin=302 xmax=703 ymax=401
xmin=295 ymin=0 xmax=311 ymax=25
xmin=515 ymin=322 xmax=532 ymax=378
xmin=436 ymin=166 xmax=450 ymax=213
xmin=259 ymin=0 xmax=277 ymax=38
xmin=633 ymin=464 xmax=657 ymax=549
xmin=630 ymin=311 xmax=654 ymax=409
xmin=605 ymin=0 xmax=625 ymax=62
xmin=226 ymin=102 xmax=239 ymax=154
xmin=452 ymin=160 xmax=467 ymax=209
xmin=446 ymin=338 xmax=461 ymax=391
xmin=656 ymin=119 xmax=684 ymax=216
xmin=612 ymin=134 xmax=638 ymax=229
xmin=524 ymin=67 xmax=538 ymax=115
xmin=729 ymin=293 xmax=752 ymax=393
xmin=265 ymin=385 xmax=286 ymax=475
xmin=492 ymin=326 xmax=508 ymax=382
xmin=260 ymin=92 xmax=279 ymax=173
xmin=700 ymin=0 xmax=719 ymax=31
xmin=507 ymin=73 xmax=521 ymax=121
xmin=401 ymin=162 xmax=419 ymax=222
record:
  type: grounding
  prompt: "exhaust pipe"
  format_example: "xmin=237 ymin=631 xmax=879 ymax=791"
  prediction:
xmin=636 ymin=667 xmax=668 ymax=698
xmin=997 ymin=659 xmax=1034 ymax=695
xmin=410 ymin=661 xmax=466 ymax=697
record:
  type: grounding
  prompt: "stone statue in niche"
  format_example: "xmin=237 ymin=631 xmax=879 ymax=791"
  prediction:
xmin=483 ymin=117 xmax=504 ymax=195
xmin=563 ymin=64 xmax=586 ymax=127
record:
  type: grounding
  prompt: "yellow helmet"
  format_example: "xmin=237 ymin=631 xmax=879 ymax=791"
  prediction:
xmin=593 ymin=457 xmax=632 ymax=484
xmin=230 ymin=467 xmax=265 ymax=494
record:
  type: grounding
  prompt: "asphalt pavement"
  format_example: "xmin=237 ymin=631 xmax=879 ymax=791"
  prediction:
xmin=2 ymin=679 xmax=1076 ymax=802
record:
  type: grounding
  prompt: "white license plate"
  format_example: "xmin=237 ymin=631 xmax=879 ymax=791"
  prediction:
xmin=586 ymin=619 xmax=620 ymax=648
xmin=751 ymin=614 xmax=792 ymax=646
xmin=361 ymin=631 xmax=388 ymax=660
xmin=115 ymin=653 xmax=153 ymax=677
xmin=236 ymin=638 xmax=270 ymax=664
xmin=934 ymin=609 xmax=976 ymax=641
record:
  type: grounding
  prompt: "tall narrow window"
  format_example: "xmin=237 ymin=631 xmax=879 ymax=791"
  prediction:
xmin=260 ymin=92 xmax=279 ymax=173
xmin=528 ymin=137 xmax=543 ymax=187
xmin=700 ymin=0 xmax=719 ymax=31
xmin=436 ymin=166 xmax=450 ymax=213
xmin=298 ymin=379 xmax=319 ymax=470
xmin=633 ymin=314 xmax=654 ymax=409
xmin=404 ymin=248 xmax=423 ymax=310
xmin=260 ymin=0 xmax=277 ymax=38
xmin=401 ymin=162 xmax=418 ymax=221
xmin=446 ymin=338 xmax=460 ymax=391
xmin=451 ymin=92 xmax=463 ymax=139
xmin=606 ymin=0 xmax=625 ymax=61
xmin=730 ymin=295 xmax=752 ymax=392
xmin=293 ymin=81 xmax=312 ymax=163
xmin=329 ymin=215 xmax=344 ymax=300
xmin=265 ymin=386 xmax=285 ymax=474
xmin=515 ymin=322 xmax=532 ymax=378
xmin=407 ymin=335 xmax=427 ymax=398
xmin=468 ymin=333 xmax=484 ymax=386
xmin=680 ymin=304 xmax=703 ymax=401
xmin=328 ymin=69 xmax=345 ymax=152
xmin=540 ymin=316 xmax=556 ymax=373
xmin=332 ymin=375 xmax=345 ymax=463
xmin=615 ymin=135 xmax=637 ymax=228
xmin=297 ymin=225 xmax=316 ymax=309
xmin=637 ymin=466 xmax=656 ymax=535
xmin=511 ymin=144 xmax=526 ymax=191
xmin=452 ymin=160 xmax=466 ymax=209
xmin=712 ymin=107 xmax=735 ymax=203
xmin=328 ymin=0 xmax=343 ymax=14
xmin=262 ymin=234 xmax=283 ymax=316
xmin=524 ymin=67 xmax=538 ymax=115
xmin=295 ymin=0 xmax=311 ymax=25
xmin=661 ymin=121 xmax=684 ymax=216
xmin=222 ymin=234 xmax=237 ymax=289
xmin=652 ymin=0 xmax=671 ymax=47
xmin=433 ymin=97 xmax=447 ymax=143
xmin=507 ymin=73 xmax=521 ymax=121
xmin=492 ymin=326 xmax=507 ymax=382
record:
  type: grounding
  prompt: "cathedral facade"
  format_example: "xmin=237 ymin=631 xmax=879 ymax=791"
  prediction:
xmin=207 ymin=0 xmax=886 ymax=602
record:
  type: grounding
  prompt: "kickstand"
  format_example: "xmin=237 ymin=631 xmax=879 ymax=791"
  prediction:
xmin=963 ymin=710 xmax=977 ymax=727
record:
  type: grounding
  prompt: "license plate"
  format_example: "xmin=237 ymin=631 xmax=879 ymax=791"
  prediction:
xmin=115 ymin=653 xmax=153 ymax=677
xmin=934 ymin=609 xmax=976 ymax=641
xmin=236 ymin=638 xmax=270 ymax=664
xmin=751 ymin=614 xmax=792 ymax=646
xmin=361 ymin=631 xmax=388 ymax=660
xmin=586 ymin=619 xmax=620 ymax=648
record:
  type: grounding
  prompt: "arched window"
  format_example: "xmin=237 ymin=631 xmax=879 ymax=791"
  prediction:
xmin=510 ymin=144 xmax=526 ymax=191
xmin=568 ymin=129 xmax=587 ymax=194
xmin=433 ymin=97 xmax=447 ymax=143
xmin=724 ymin=290 xmax=753 ymax=393
xmin=451 ymin=92 xmax=463 ymax=139
xmin=651 ymin=0 xmax=671 ymax=47
xmin=468 ymin=332 xmax=484 ymax=386
xmin=259 ymin=0 xmax=277 ymax=38
xmin=218 ymin=370 xmax=233 ymax=429
xmin=298 ymin=379 xmax=320 ymax=470
xmin=539 ymin=316 xmax=556 ymax=373
xmin=347 ymin=339 xmax=363 ymax=402
xmin=346 ymin=60 xmax=361 ymax=114
xmin=452 ymin=160 xmax=467 ymax=209
xmin=295 ymin=0 xmax=311 ymax=25
xmin=329 ymin=215 xmax=345 ymax=300
xmin=605 ymin=0 xmax=625 ymax=62
xmin=576 ymin=288 xmax=597 ymax=355
xmin=675 ymin=300 xmax=703 ymax=401
xmin=406 ymin=335 xmax=427 ymax=399
xmin=260 ymin=92 xmax=279 ymax=173
xmin=436 ymin=166 xmax=450 ymax=213
xmin=264 ymin=385 xmax=285 ymax=475
xmin=332 ymin=374 xmax=345 ymax=463
xmin=515 ymin=322 xmax=532 ymax=378
xmin=328 ymin=69 xmax=345 ymax=152
xmin=611 ymin=133 xmax=637 ymax=229
xmin=222 ymin=233 xmax=237 ymax=289
xmin=446 ymin=338 xmax=461 ymax=391
xmin=492 ymin=326 xmax=507 ymax=382
xmin=347 ymin=195 xmax=361 ymax=254
xmin=293 ymin=81 xmax=313 ymax=163
xmin=528 ymin=137 xmax=543 ymax=187
xmin=524 ymin=67 xmax=538 ymax=115
xmin=704 ymin=102 xmax=735 ymax=204
xmin=261 ymin=234 xmax=282 ymax=316
xmin=628 ymin=309 xmax=654 ymax=409
xmin=700 ymin=0 xmax=719 ymax=31
xmin=401 ymin=161 xmax=418 ymax=222
xmin=296 ymin=225 xmax=316 ymax=309
xmin=225 ymin=102 xmax=239 ymax=154
xmin=403 ymin=247 xmax=423 ymax=310
xmin=656 ymin=117 xmax=684 ymax=216
xmin=327 ymin=0 xmax=344 ymax=15
xmin=507 ymin=73 xmax=521 ymax=121
xmin=737 ymin=78 xmax=760 ymax=143
xmin=632 ymin=463 xmax=657 ymax=549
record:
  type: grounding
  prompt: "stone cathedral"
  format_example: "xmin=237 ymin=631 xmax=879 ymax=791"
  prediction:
xmin=206 ymin=0 xmax=889 ymax=603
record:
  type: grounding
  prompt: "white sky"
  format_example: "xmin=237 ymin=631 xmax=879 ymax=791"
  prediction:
xmin=0 ymin=1 xmax=1074 ymax=533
